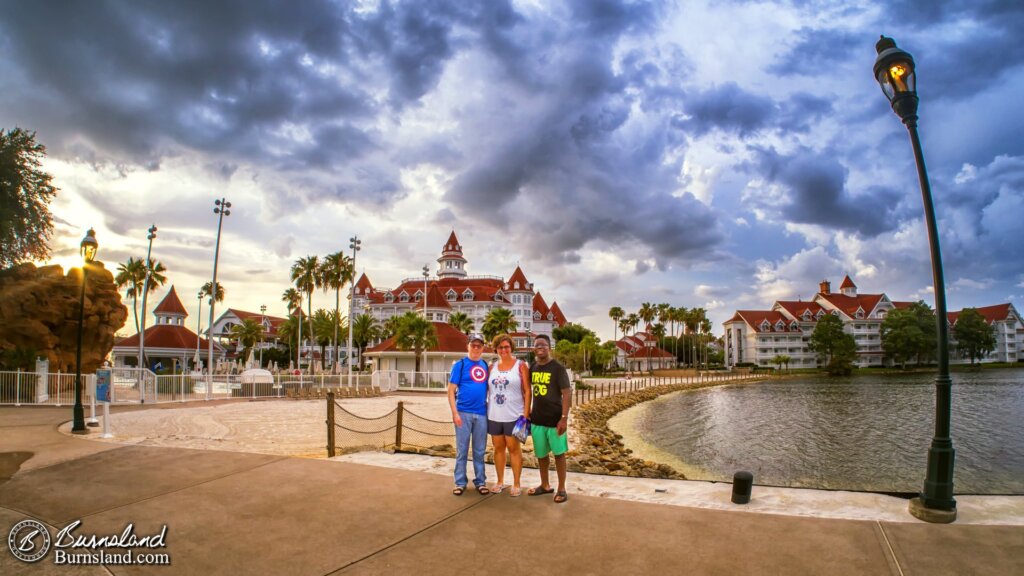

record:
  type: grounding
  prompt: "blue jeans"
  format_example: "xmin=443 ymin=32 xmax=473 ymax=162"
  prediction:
xmin=454 ymin=411 xmax=487 ymax=488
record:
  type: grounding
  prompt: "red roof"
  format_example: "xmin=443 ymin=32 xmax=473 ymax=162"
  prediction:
xmin=417 ymin=284 xmax=453 ymax=310
xmin=153 ymin=286 xmax=187 ymax=317
xmin=774 ymin=300 xmax=826 ymax=320
xmin=116 ymin=324 xmax=224 ymax=351
xmin=817 ymin=293 xmax=884 ymax=319
xmin=730 ymin=311 xmax=794 ymax=333
xmin=627 ymin=347 xmax=674 ymax=359
xmin=354 ymin=273 xmax=374 ymax=296
xmin=533 ymin=293 xmax=551 ymax=318
xmin=365 ymin=322 xmax=481 ymax=354
xmin=368 ymin=277 xmax=509 ymax=305
xmin=948 ymin=303 xmax=1014 ymax=325
xmin=549 ymin=302 xmax=567 ymax=327
xmin=507 ymin=266 xmax=530 ymax=290
xmin=441 ymin=231 xmax=464 ymax=256
xmin=226 ymin=309 xmax=288 ymax=337
xmin=839 ymin=275 xmax=857 ymax=290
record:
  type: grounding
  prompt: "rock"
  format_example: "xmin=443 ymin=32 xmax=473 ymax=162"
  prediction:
xmin=0 ymin=262 xmax=127 ymax=372
xmin=567 ymin=461 xmax=585 ymax=473
xmin=609 ymin=470 xmax=629 ymax=477
xmin=584 ymin=466 xmax=609 ymax=475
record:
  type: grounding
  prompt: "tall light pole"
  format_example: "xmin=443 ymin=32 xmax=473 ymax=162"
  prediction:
xmin=195 ymin=290 xmax=204 ymax=371
xmin=260 ymin=304 xmax=267 ymax=367
xmin=874 ymin=36 xmax=956 ymax=523
xmin=346 ymin=235 xmax=361 ymax=386
xmin=73 ymin=228 xmax=98 ymax=434
xmin=137 ymin=224 xmax=157 ymax=403
xmin=207 ymin=198 xmax=231 ymax=400
xmin=422 ymin=264 xmax=429 ymax=317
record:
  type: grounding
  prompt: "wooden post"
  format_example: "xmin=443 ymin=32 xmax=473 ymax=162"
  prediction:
xmin=327 ymin=391 xmax=336 ymax=457
xmin=395 ymin=400 xmax=404 ymax=451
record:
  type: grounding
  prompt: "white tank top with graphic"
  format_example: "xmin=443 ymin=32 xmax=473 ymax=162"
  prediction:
xmin=487 ymin=359 xmax=525 ymax=423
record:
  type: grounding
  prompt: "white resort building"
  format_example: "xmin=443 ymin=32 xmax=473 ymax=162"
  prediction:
xmin=723 ymin=276 xmax=1023 ymax=369
xmin=362 ymin=231 xmax=568 ymax=373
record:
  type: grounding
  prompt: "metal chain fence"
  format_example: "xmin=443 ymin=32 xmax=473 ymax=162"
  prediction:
xmin=326 ymin=394 xmax=455 ymax=457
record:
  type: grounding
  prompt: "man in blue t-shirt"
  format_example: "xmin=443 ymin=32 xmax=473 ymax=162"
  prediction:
xmin=447 ymin=333 xmax=490 ymax=495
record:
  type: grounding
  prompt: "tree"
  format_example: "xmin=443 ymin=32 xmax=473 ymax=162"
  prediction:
xmin=291 ymin=256 xmax=318 ymax=369
xmin=115 ymin=258 xmax=146 ymax=335
xmin=381 ymin=315 xmax=403 ymax=339
xmin=200 ymin=281 xmax=225 ymax=304
xmin=808 ymin=314 xmax=857 ymax=375
xmin=954 ymin=308 xmax=997 ymax=365
xmin=608 ymin=306 xmax=624 ymax=342
xmin=0 ymin=128 xmax=58 ymax=268
xmin=350 ymin=313 xmax=379 ymax=366
xmin=281 ymin=288 xmax=302 ymax=366
xmin=638 ymin=302 xmax=656 ymax=333
xmin=311 ymin=309 xmax=342 ymax=364
xmin=447 ymin=311 xmax=474 ymax=335
xmin=552 ymin=323 xmax=597 ymax=344
xmin=394 ymin=312 xmax=438 ymax=376
xmin=481 ymin=307 xmax=517 ymax=342
xmin=230 ymin=318 xmax=264 ymax=361
xmin=319 ymin=251 xmax=353 ymax=369
xmin=881 ymin=301 xmax=936 ymax=367
xmin=618 ymin=317 xmax=632 ymax=337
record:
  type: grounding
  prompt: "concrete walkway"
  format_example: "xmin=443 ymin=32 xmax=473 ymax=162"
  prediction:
xmin=1 ymin=405 xmax=1022 ymax=575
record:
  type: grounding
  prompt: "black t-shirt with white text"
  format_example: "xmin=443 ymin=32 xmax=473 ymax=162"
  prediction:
xmin=529 ymin=360 xmax=571 ymax=427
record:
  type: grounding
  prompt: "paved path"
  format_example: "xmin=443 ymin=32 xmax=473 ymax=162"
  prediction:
xmin=1 ymin=405 xmax=1022 ymax=575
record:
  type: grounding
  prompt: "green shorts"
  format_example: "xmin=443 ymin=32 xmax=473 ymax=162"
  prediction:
xmin=531 ymin=424 xmax=568 ymax=458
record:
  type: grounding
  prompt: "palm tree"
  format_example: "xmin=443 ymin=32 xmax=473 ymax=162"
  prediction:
xmin=200 ymin=281 xmax=225 ymax=303
xmin=381 ymin=315 xmax=403 ymax=340
xmin=671 ymin=306 xmax=688 ymax=365
xmin=281 ymin=288 xmax=302 ymax=367
xmin=627 ymin=313 xmax=640 ymax=336
xmin=482 ymin=308 xmax=517 ymax=342
xmin=350 ymin=313 xmax=379 ymax=365
xmin=115 ymin=257 xmax=145 ymax=334
xmin=638 ymin=302 xmax=656 ymax=333
xmin=649 ymin=323 xmax=666 ymax=373
xmin=394 ymin=312 xmax=438 ymax=378
xmin=448 ymin=311 xmax=474 ymax=335
xmin=684 ymin=308 xmax=701 ymax=367
xmin=319 ymin=251 xmax=353 ymax=369
xmin=700 ymin=316 xmax=713 ymax=369
xmin=608 ymin=306 xmax=624 ymax=343
xmin=291 ymin=256 xmax=318 ymax=369
xmin=619 ymin=317 xmax=632 ymax=337
xmin=230 ymin=318 xmax=264 ymax=362
xmin=311 ymin=309 xmax=340 ymax=365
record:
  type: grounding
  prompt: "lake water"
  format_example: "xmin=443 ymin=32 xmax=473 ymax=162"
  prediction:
xmin=631 ymin=369 xmax=1024 ymax=494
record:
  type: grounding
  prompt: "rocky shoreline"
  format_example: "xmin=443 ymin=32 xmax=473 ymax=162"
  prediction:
xmin=400 ymin=376 xmax=764 ymax=480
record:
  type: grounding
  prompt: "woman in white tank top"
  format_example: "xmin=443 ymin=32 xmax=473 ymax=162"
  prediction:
xmin=487 ymin=334 xmax=532 ymax=496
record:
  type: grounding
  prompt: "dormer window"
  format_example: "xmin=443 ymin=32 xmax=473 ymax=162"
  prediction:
xmin=775 ymin=320 xmax=785 ymax=331
xmin=832 ymin=310 xmax=840 ymax=316
xmin=791 ymin=323 xmax=801 ymax=332
xmin=494 ymin=291 xmax=504 ymax=302
xmin=760 ymin=320 xmax=770 ymax=331
xmin=446 ymin=289 xmax=457 ymax=302
xmin=399 ymin=292 xmax=409 ymax=303
xmin=816 ymin=310 xmax=825 ymax=319
xmin=514 ymin=281 xmax=520 ymax=289
xmin=385 ymin=292 xmax=394 ymax=303
xmin=534 ymin=311 xmax=541 ymax=320
xmin=802 ymin=310 xmax=811 ymax=321
xmin=855 ymin=309 xmax=864 ymax=319
xmin=547 ymin=312 xmax=554 ymax=321
xmin=462 ymin=289 xmax=474 ymax=300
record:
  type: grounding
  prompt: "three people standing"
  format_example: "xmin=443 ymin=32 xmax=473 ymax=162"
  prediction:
xmin=449 ymin=332 xmax=571 ymax=503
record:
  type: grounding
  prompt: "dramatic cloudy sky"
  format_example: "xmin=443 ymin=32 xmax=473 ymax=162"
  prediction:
xmin=3 ymin=0 xmax=1022 ymax=339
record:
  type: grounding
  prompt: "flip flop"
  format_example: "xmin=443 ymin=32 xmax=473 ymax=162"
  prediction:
xmin=528 ymin=486 xmax=554 ymax=496
xmin=490 ymin=483 xmax=505 ymax=494
xmin=476 ymin=485 xmax=490 ymax=495
xmin=510 ymin=487 xmax=522 ymax=497
xmin=452 ymin=486 xmax=465 ymax=496
xmin=554 ymin=490 xmax=568 ymax=504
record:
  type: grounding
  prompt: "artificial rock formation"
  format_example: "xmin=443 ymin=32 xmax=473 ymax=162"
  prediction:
xmin=0 ymin=262 xmax=128 ymax=372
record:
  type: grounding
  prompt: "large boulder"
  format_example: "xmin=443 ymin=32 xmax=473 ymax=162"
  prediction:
xmin=0 ymin=262 xmax=128 ymax=372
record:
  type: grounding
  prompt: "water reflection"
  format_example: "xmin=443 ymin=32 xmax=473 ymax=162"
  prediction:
xmin=637 ymin=369 xmax=1024 ymax=494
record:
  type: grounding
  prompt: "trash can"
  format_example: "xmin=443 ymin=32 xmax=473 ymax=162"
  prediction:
xmin=732 ymin=471 xmax=753 ymax=504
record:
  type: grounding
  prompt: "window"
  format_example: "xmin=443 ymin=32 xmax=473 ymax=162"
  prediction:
xmin=399 ymin=292 xmax=409 ymax=303
xmin=775 ymin=321 xmax=785 ymax=331
xmin=534 ymin=311 xmax=541 ymax=320
xmin=385 ymin=292 xmax=394 ymax=303
xmin=446 ymin=289 xmax=457 ymax=301
xmin=462 ymin=289 xmax=474 ymax=300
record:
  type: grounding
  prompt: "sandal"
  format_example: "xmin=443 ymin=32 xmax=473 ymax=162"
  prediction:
xmin=490 ymin=483 xmax=505 ymax=494
xmin=452 ymin=486 xmax=465 ymax=496
xmin=554 ymin=490 xmax=568 ymax=504
xmin=476 ymin=485 xmax=490 ymax=495
xmin=510 ymin=486 xmax=522 ymax=497
xmin=528 ymin=485 xmax=554 ymax=496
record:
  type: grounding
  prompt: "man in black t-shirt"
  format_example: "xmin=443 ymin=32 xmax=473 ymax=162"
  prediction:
xmin=527 ymin=334 xmax=572 ymax=503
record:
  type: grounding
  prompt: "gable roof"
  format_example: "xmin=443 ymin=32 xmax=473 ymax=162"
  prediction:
xmin=549 ymin=302 xmax=567 ymax=326
xmin=364 ymin=321 xmax=477 ymax=354
xmin=417 ymin=284 xmax=453 ymax=310
xmin=840 ymin=275 xmax=857 ymax=290
xmin=532 ymin=292 xmax=551 ymax=317
xmin=507 ymin=266 xmax=530 ymax=289
xmin=774 ymin=300 xmax=826 ymax=320
xmin=948 ymin=303 xmax=1015 ymax=325
xmin=354 ymin=273 xmax=374 ymax=295
xmin=115 ymin=324 xmax=224 ymax=351
xmin=730 ymin=310 xmax=792 ymax=333
xmin=817 ymin=293 xmax=884 ymax=319
xmin=153 ymin=286 xmax=188 ymax=317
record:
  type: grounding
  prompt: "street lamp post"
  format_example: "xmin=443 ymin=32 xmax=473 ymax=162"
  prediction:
xmin=874 ymin=35 xmax=956 ymax=523
xmin=422 ymin=264 xmax=429 ymax=317
xmin=195 ymin=290 xmax=203 ymax=370
xmin=73 ymin=228 xmax=98 ymax=434
xmin=138 ymin=224 xmax=157 ymax=403
xmin=260 ymin=304 xmax=267 ymax=367
xmin=346 ymin=236 xmax=361 ymax=387
xmin=207 ymin=198 xmax=231 ymax=400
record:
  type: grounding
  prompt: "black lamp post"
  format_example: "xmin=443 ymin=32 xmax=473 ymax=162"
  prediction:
xmin=72 ymin=228 xmax=98 ymax=434
xmin=874 ymin=36 xmax=956 ymax=523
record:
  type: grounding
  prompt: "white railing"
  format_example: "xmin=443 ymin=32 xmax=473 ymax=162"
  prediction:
xmin=372 ymin=371 xmax=451 ymax=392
